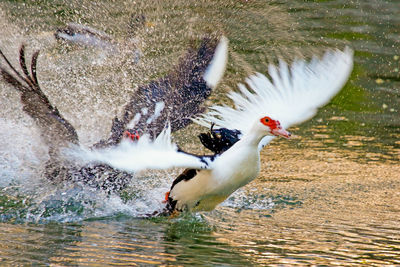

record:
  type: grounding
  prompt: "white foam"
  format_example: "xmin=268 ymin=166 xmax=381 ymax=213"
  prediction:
xmin=141 ymin=107 xmax=148 ymax=115
xmin=0 ymin=118 xmax=49 ymax=188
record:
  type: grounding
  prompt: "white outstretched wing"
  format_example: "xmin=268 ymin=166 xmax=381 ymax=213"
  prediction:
xmin=68 ymin=127 xmax=212 ymax=173
xmin=69 ymin=47 xmax=353 ymax=172
xmin=196 ymin=47 xmax=353 ymax=149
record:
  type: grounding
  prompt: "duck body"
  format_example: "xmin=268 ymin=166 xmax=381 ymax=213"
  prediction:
xmin=198 ymin=127 xmax=242 ymax=154
xmin=162 ymin=47 xmax=354 ymax=214
xmin=167 ymin=122 xmax=276 ymax=212
xmin=41 ymin=46 xmax=352 ymax=216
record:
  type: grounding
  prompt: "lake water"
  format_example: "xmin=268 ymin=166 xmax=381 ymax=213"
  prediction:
xmin=0 ymin=0 xmax=399 ymax=265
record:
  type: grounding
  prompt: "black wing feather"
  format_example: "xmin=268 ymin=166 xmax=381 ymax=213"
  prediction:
xmin=0 ymin=46 xmax=79 ymax=152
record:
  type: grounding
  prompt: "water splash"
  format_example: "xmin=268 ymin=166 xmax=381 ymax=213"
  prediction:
xmin=0 ymin=117 xmax=173 ymax=222
xmin=0 ymin=118 xmax=48 ymax=188
xmin=0 ymin=0 xmax=341 ymax=224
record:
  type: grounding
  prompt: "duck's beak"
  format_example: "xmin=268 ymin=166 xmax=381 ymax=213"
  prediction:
xmin=271 ymin=127 xmax=291 ymax=139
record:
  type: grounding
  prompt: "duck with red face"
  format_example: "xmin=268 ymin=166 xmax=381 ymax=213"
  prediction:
xmin=165 ymin=115 xmax=291 ymax=213
xmin=69 ymin=46 xmax=353 ymax=216
xmin=163 ymin=47 xmax=353 ymax=214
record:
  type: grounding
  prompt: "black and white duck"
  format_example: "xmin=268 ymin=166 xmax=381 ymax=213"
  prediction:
xmin=76 ymin=46 xmax=353 ymax=213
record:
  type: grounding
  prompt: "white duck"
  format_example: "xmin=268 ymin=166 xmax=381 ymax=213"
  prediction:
xmin=77 ymin=46 xmax=353 ymax=213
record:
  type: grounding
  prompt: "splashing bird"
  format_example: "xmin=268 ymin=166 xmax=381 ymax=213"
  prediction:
xmin=78 ymin=47 xmax=353 ymax=213
xmin=0 ymin=36 xmax=228 ymax=192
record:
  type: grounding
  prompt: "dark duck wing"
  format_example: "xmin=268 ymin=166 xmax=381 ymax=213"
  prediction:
xmin=0 ymin=46 xmax=121 ymax=190
xmin=0 ymin=36 xmax=227 ymax=192
xmin=95 ymin=36 xmax=228 ymax=147
xmin=0 ymin=45 xmax=79 ymax=158
xmin=198 ymin=125 xmax=242 ymax=155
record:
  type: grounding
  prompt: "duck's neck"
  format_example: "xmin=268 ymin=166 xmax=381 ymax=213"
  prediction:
xmin=235 ymin=129 xmax=266 ymax=149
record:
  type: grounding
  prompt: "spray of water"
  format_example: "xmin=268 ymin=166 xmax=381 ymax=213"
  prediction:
xmin=0 ymin=0 xmax=313 ymax=223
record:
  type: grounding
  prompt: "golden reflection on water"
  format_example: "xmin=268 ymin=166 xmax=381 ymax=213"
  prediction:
xmin=205 ymin=139 xmax=400 ymax=265
xmin=300 ymin=123 xmax=400 ymax=163
xmin=26 ymin=139 xmax=397 ymax=266
xmin=0 ymin=137 xmax=398 ymax=265
xmin=49 ymin=222 xmax=176 ymax=266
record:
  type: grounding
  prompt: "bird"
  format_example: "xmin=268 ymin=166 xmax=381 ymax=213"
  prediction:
xmin=54 ymin=16 xmax=146 ymax=63
xmin=0 ymin=35 xmax=228 ymax=192
xmin=95 ymin=35 xmax=228 ymax=147
xmin=55 ymin=22 xmax=117 ymax=52
xmin=76 ymin=46 xmax=354 ymax=213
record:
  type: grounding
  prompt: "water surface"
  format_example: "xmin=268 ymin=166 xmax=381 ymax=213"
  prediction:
xmin=0 ymin=0 xmax=399 ymax=265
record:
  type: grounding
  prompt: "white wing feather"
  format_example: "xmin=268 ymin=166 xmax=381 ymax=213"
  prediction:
xmin=70 ymin=47 xmax=353 ymax=172
xmin=67 ymin=37 xmax=230 ymax=174
xmin=203 ymin=36 xmax=228 ymax=89
xmin=69 ymin=127 xmax=211 ymax=173
xmin=195 ymin=47 xmax=353 ymax=149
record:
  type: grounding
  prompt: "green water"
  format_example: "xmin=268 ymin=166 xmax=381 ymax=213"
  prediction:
xmin=0 ymin=0 xmax=399 ymax=265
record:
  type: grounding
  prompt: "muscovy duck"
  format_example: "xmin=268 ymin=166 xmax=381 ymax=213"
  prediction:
xmin=77 ymin=46 xmax=353 ymax=212
xmin=0 ymin=36 xmax=228 ymax=192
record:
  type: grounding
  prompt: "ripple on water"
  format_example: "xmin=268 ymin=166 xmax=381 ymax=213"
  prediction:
xmin=0 ymin=0 xmax=399 ymax=265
